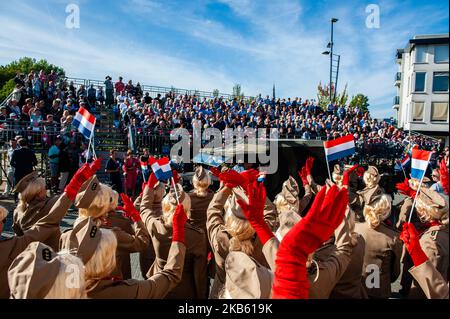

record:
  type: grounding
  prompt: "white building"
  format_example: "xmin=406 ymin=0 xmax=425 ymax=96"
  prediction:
xmin=393 ymin=34 xmax=449 ymax=145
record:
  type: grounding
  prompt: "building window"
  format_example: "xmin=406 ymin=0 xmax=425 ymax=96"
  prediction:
xmin=412 ymin=102 xmax=424 ymax=122
xmin=431 ymin=102 xmax=448 ymax=122
xmin=415 ymin=46 xmax=427 ymax=63
xmin=414 ymin=72 xmax=426 ymax=92
xmin=434 ymin=45 xmax=449 ymax=63
xmin=433 ymin=72 xmax=449 ymax=92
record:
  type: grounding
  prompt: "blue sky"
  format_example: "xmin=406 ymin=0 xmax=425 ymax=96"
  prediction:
xmin=0 ymin=0 xmax=448 ymax=118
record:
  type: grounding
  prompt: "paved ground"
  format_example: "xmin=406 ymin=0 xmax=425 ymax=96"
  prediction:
xmin=0 ymin=188 xmax=403 ymax=294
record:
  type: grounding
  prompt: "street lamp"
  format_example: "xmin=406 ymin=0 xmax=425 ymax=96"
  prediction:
xmin=327 ymin=18 xmax=339 ymax=102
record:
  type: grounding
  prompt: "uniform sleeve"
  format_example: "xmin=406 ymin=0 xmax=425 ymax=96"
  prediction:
xmin=409 ymin=260 xmax=449 ymax=299
xmin=262 ymin=236 xmax=280 ymax=271
xmin=263 ymin=197 xmax=278 ymax=232
xmin=131 ymin=242 xmax=186 ymax=299
xmin=307 ymin=175 xmax=322 ymax=195
xmin=420 ymin=232 xmax=445 ymax=277
xmin=7 ymin=194 xmax=72 ymax=261
xmin=396 ymin=198 xmax=413 ymax=230
xmin=298 ymin=185 xmax=312 ymax=215
xmin=312 ymin=211 xmax=353 ymax=298
xmin=113 ymin=220 xmax=150 ymax=253
xmin=390 ymin=236 xmax=403 ymax=283
xmin=206 ymin=187 xmax=232 ymax=260
xmin=140 ymin=185 xmax=159 ymax=225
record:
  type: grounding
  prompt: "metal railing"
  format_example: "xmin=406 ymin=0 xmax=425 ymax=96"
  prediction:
xmin=64 ymin=77 xmax=253 ymax=100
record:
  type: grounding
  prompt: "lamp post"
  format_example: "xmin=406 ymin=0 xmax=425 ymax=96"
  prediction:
xmin=323 ymin=18 xmax=338 ymax=102
xmin=322 ymin=51 xmax=340 ymax=102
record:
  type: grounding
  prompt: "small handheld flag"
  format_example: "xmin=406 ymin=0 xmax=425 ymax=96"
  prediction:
xmin=411 ymin=149 xmax=431 ymax=181
xmin=408 ymin=148 xmax=432 ymax=223
xmin=72 ymin=107 xmax=96 ymax=140
xmin=148 ymin=157 xmax=173 ymax=182
xmin=323 ymin=134 xmax=356 ymax=162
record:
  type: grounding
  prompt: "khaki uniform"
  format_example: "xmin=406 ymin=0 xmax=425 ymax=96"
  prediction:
xmin=188 ymin=190 xmax=214 ymax=233
xmin=0 ymin=194 xmax=72 ymax=298
xmin=140 ymin=186 xmax=209 ymax=299
xmin=60 ymin=217 xmax=150 ymax=279
xmin=396 ymin=197 xmax=413 ymax=230
xmin=308 ymin=213 xmax=353 ymax=299
xmin=354 ymin=222 xmax=403 ymax=299
xmin=12 ymin=196 xmax=61 ymax=251
xmin=329 ymin=234 xmax=368 ymax=299
xmin=86 ymin=242 xmax=186 ymax=299
xmin=298 ymin=185 xmax=312 ymax=216
xmin=409 ymin=260 xmax=449 ymax=299
xmin=407 ymin=224 xmax=449 ymax=298
xmin=206 ymin=187 xmax=278 ymax=299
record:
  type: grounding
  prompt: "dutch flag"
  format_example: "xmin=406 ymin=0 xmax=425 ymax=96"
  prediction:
xmin=140 ymin=160 xmax=149 ymax=171
xmin=411 ymin=149 xmax=432 ymax=181
xmin=148 ymin=157 xmax=173 ymax=182
xmin=324 ymin=134 xmax=356 ymax=162
xmin=72 ymin=107 xmax=96 ymax=139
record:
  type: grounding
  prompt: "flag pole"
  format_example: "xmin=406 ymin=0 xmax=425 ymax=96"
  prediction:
xmin=407 ymin=153 xmax=431 ymax=223
xmin=86 ymin=136 xmax=93 ymax=163
xmin=397 ymin=160 xmax=407 ymax=179
xmin=171 ymin=177 xmax=180 ymax=204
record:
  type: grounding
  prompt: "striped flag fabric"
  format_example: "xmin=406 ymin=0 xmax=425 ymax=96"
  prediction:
xmin=148 ymin=157 xmax=173 ymax=182
xmin=72 ymin=107 xmax=96 ymax=139
xmin=394 ymin=155 xmax=410 ymax=171
xmin=411 ymin=149 xmax=432 ymax=180
xmin=140 ymin=160 xmax=149 ymax=171
xmin=324 ymin=134 xmax=356 ymax=162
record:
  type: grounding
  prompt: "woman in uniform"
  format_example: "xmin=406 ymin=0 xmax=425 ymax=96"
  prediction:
xmin=188 ymin=166 xmax=214 ymax=233
xmin=60 ymin=173 xmax=150 ymax=280
xmin=140 ymin=180 xmax=209 ymax=299
xmin=406 ymin=187 xmax=448 ymax=298
xmin=8 ymin=242 xmax=86 ymax=299
xmin=70 ymin=205 xmax=187 ymax=299
xmin=206 ymin=169 xmax=278 ymax=298
xmin=12 ymin=171 xmax=61 ymax=250
xmin=0 ymin=161 xmax=99 ymax=298
xmin=354 ymin=193 xmax=403 ymax=298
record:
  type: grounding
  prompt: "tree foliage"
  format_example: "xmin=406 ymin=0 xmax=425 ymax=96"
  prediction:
xmin=317 ymin=82 xmax=348 ymax=109
xmin=0 ymin=57 xmax=65 ymax=100
xmin=232 ymin=84 xmax=244 ymax=100
xmin=349 ymin=93 xmax=370 ymax=113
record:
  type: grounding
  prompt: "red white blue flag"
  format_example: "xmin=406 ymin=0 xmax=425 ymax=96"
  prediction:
xmin=411 ymin=149 xmax=431 ymax=180
xmin=148 ymin=157 xmax=173 ymax=182
xmin=324 ymin=134 xmax=356 ymax=162
xmin=72 ymin=107 xmax=96 ymax=139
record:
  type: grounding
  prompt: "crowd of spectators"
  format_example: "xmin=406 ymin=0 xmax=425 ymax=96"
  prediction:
xmin=0 ymin=71 xmax=445 ymax=154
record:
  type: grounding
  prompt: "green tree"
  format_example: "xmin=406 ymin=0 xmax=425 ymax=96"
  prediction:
xmin=0 ymin=57 xmax=65 ymax=100
xmin=212 ymin=89 xmax=219 ymax=98
xmin=317 ymin=82 xmax=348 ymax=109
xmin=349 ymin=93 xmax=370 ymax=113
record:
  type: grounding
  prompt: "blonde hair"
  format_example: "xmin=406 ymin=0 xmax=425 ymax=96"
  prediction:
xmin=0 ymin=205 xmax=8 ymax=222
xmin=17 ymin=177 xmax=46 ymax=212
xmin=223 ymin=205 xmax=255 ymax=256
xmin=273 ymin=194 xmax=299 ymax=214
xmin=363 ymin=195 xmax=392 ymax=229
xmin=84 ymin=229 xmax=117 ymax=285
xmin=192 ymin=174 xmax=211 ymax=197
xmin=78 ymin=184 xmax=119 ymax=219
xmin=363 ymin=171 xmax=379 ymax=189
xmin=416 ymin=197 xmax=449 ymax=225
xmin=44 ymin=251 xmax=87 ymax=299
xmin=409 ymin=179 xmax=421 ymax=191
xmin=161 ymin=192 xmax=191 ymax=226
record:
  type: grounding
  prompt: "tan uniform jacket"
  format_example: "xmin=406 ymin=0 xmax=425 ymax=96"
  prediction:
xmin=206 ymin=186 xmax=277 ymax=299
xmin=354 ymin=222 xmax=403 ymax=299
xmin=60 ymin=218 xmax=150 ymax=279
xmin=12 ymin=196 xmax=61 ymax=250
xmin=189 ymin=190 xmax=214 ymax=233
xmin=0 ymin=194 xmax=72 ymax=298
xmin=409 ymin=260 xmax=449 ymax=299
xmin=396 ymin=197 xmax=413 ymax=230
xmin=408 ymin=224 xmax=449 ymax=298
xmin=308 ymin=213 xmax=353 ymax=299
xmin=140 ymin=186 xmax=209 ymax=299
xmin=86 ymin=242 xmax=186 ymax=299
xmin=329 ymin=234 xmax=368 ymax=299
